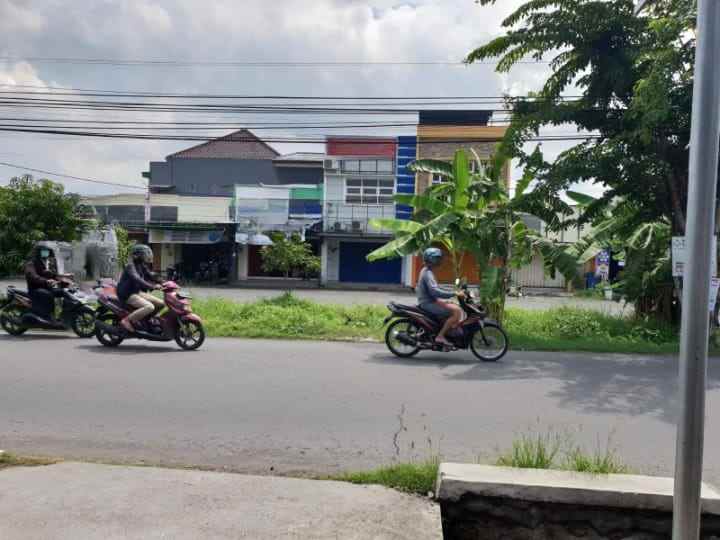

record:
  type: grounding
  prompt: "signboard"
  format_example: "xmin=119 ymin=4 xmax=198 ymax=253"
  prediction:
xmin=595 ymin=250 xmax=611 ymax=280
xmin=672 ymin=236 xmax=718 ymax=278
xmin=711 ymin=278 xmax=720 ymax=313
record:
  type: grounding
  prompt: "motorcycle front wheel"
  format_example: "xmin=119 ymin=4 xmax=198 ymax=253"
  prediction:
xmin=175 ymin=319 xmax=205 ymax=351
xmin=470 ymin=322 xmax=509 ymax=362
xmin=71 ymin=307 xmax=96 ymax=338
xmin=0 ymin=306 xmax=27 ymax=336
xmin=385 ymin=318 xmax=421 ymax=358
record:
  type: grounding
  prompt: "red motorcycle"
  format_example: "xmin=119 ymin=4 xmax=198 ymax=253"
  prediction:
xmin=383 ymin=279 xmax=508 ymax=362
xmin=94 ymin=281 xmax=205 ymax=351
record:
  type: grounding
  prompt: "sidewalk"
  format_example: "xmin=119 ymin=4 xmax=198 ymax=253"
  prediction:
xmin=0 ymin=462 xmax=442 ymax=540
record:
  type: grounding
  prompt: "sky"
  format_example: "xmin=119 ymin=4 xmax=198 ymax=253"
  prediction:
xmin=0 ymin=0 xmax=586 ymax=196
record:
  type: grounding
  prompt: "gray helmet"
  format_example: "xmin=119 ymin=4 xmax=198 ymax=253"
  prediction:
xmin=423 ymin=247 xmax=443 ymax=266
xmin=131 ymin=244 xmax=154 ymax=264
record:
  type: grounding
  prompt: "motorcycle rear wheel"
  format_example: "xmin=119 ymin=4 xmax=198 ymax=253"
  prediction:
xmin=385 ymin=318 xmax=421 ymax=358
xmin=1 ymin=307 xmax=27 ymax=336
xmin=95 ymin=312 xmax=124 ymax=347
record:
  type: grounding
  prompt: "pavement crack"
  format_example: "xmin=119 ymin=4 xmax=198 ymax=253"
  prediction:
xmin=393 ymin=404 xmax=407 ymax=457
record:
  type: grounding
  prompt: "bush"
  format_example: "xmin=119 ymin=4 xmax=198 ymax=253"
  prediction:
xmin=496 ymin=431 xmax=562 ymax=469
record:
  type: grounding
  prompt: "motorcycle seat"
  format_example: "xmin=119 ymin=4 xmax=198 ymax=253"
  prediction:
xmin=7 ymin=286 xmax=29 ymax=297
xmin=393 ymin=303 xmax=446 ymax=322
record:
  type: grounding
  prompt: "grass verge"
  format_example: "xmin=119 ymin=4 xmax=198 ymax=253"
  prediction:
xmin=331 ymin=459 xmax=439 ymax=496
xmin=0 ymin=452 xmax=58 ymax=470
xmin=193 ymin=293 xmax=680 ymax=354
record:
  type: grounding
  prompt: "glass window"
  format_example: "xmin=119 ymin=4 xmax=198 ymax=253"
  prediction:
xmin=343 ymin=160 xmax=360 ymax=172
xmin=360 ymin=160 xmax=377 ymax=173
xmin=377 ymin=160 xmax=393 ymax=173
xmin=345 ymin=178 xmax=395 ymax=205
xmin=346 ymin=179 xmax=361 ymax=187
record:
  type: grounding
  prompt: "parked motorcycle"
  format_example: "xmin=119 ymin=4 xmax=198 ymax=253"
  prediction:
xmin=94 ymin=281 xmax=205 ymax=350
xmin=383 ymin=279 xmax=509 ymax=362
xmin=0 ymin=278 xmax=96 ymax=338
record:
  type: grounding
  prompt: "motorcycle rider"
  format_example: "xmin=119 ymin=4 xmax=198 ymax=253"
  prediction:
xmin=417 ymin=247 xmax=465 ymax=347
xmin=117 ymin=244 xmax=163 ymax=333
xmin=24 ymin=245 xmax=61 ymax=322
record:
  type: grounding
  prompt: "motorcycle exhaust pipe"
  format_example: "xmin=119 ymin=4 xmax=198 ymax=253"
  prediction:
xmin=396 ymin=332 xmax=417 ymax=347
xmin=95 ymin=320 xmax=124 ymax=336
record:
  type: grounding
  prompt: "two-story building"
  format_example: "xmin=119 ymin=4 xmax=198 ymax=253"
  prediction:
xmin=318 ymin=136 xmax=416 ymax=287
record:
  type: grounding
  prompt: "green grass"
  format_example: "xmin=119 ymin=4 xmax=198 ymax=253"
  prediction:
xmin=192 ymin=293 xmax=680 ymax=354
xmin=332 ymin=459 xmax=439 ymax=495
xmin=496 ymin=429 xmax=629 ymax=475
xmin=0 ymin=452 xmax=57 ymax=470
xmin=496 ymin=431 xmax=562 ymax=469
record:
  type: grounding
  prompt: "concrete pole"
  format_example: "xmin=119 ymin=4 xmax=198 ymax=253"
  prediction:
xmin=673 ymin=0 xmax=720 ymax=537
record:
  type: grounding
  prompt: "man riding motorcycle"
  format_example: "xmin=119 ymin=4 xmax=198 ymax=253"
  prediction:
xmin=417 ymin=247 xmax=465 ymax=347
xmin=25 ymin=245 xmax=62 ymax=322
xmin=117 ymin=244 xmax=164 ymax=333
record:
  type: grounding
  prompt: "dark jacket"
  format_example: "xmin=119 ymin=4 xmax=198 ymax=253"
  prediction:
xmin=25 ymin=259 xmax=57 ymax=293
xmin=117 ymin=262 xmax=156 ymax=303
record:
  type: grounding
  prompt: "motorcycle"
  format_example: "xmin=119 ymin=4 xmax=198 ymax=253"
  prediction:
xmin=94 ymin=281 xmax=205 ymax=351
xmin=383 ymin=279 xmax=509 ymax=362
xmin=0 ymin=278 xmax=96 ymax=338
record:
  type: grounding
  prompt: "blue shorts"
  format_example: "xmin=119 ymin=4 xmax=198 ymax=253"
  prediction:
xmin=419 ymin=302 xmax=451 ymax=319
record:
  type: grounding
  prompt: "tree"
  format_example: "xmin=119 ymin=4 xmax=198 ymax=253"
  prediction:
xmin=261 ymin=233 xmax=320 ymax=279
xmin=114 ymin=225 xmax=135 ymax=268
xmin=0 ymin=175 xmax=89 ymax=276
xmin=469 ymin=0 xmax=697 ymax=320
xmin=367 ymin=149 xmax=578 ymax=320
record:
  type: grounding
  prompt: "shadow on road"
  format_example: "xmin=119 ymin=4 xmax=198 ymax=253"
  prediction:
xmin=443 ymin=351 xmax=720 ymax=423
xmin=367 ymin=352 xmax=477 ymax=368
xmin=0 ymin=333 xmax=77 ymax=342
xmin=76 ymin=344 xmax=185 ymax=355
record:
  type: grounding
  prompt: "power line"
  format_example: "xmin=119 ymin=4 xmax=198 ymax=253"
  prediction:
xmin=0 ymin=161 xmax=147 ymax=190
xmin=0 ymin=126 xmax=601 ymax=143
xmin=0 ymin=56 xmax=551 ymax=67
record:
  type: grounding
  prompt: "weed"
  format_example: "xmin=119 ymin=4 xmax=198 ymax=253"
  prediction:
xmin=333 ymin=458 xmax=439 ymax=495
xmin=496 ymin=431 xmax=563 ymax=469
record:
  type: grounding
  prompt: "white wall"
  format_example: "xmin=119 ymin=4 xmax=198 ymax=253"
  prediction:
xmin=322 ymin=238 xmax=340 ymax=283
xmin=237 ymin=246 xmax=249 ymax=280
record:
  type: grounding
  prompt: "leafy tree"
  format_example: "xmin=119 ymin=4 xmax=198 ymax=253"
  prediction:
xmin=114 ymin=225 xmax=135 ymax=268
xmin=0 ymin=175 xmax=89 ymax=276
xmin=261 ymin=233 xmax=320 ymax=279
xmin=367 ymin=149 xmax=578 ymax=320
xmin=469 ymin=0 xmax=697 ymax=320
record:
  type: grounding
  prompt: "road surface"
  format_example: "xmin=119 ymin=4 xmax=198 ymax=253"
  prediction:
xmin=2 ymin=335 xmax=713 ymax=483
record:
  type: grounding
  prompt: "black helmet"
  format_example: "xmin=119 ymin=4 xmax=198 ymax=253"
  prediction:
xmin=423 ymin=247 xmax=443 ymax=266
xmin=132 ymin=244 xmax=154 ymax=264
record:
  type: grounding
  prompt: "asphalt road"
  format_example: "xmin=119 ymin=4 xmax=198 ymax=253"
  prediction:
xmin=2 ymin=335 xmax=715 ymax=484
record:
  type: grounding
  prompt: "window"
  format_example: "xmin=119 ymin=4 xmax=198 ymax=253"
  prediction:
xmin=346 ymin=178 xmax=395 ymax=205
xmin=431 ymin=160 xmax=485 ymax=185
xmin=341 ymin=159 xmax=394 ymax=174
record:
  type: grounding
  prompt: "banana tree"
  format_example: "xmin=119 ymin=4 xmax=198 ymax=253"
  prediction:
xmin=367 ymin=148 xmax=579 ymax=321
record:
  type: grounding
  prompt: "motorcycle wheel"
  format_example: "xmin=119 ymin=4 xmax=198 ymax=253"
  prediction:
xmin=175 ymin=319 xmax=205 ymax=351
xmin=95 ymin=312 xmax=124 ymax=347
xmin=385 ymin=318 xmax=421 ymax=358
xmin=1 ymin=307 xmax=27 ymax=336
xmin=470 ymin=322 xmax=509 ymax=362
xmin=71 ymin=307 xmax=96 ymax=338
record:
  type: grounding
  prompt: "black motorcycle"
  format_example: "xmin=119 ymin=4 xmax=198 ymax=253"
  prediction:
xmin=383 ymin=279 xmax=509 ymax=362
xmin=0 ymin=279 xmax=96 ymax=338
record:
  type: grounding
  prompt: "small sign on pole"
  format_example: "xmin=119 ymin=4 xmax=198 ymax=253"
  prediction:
xmin=672 ymin=236 xmax=717 ymax=278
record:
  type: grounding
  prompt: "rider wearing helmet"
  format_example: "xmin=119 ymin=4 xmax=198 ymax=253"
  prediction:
xmin=417 ymin=247 xmax=465 ymax=347
xmin=117 ymin=244 xmax=163 ymax=333
xmin=25 ymin=245 xmax=60 ymax=321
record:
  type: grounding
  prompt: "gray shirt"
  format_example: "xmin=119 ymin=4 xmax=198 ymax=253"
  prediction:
xmin=417 ymin=267 xmax=455 ymax=306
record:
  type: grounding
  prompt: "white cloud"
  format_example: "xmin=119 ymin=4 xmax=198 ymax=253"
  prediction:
xmin=0 ymin=0 xmax=47 ymax=34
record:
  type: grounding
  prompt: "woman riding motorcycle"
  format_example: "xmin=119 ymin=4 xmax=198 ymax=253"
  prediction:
xmin=416 ymin=247 xmax=465 ymax=347
xmin=117 ymin=244 xmax=163 ymax=333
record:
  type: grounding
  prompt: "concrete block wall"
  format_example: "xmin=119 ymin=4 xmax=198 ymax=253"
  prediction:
xmin=437 ymin=464 xmax=720 ymax=540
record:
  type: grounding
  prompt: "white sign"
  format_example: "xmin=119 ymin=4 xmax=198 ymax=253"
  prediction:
xmin=672 ymin=236 xmax=718 ymax=278
xmin=711 ymin=278 xmax=720 ymax=313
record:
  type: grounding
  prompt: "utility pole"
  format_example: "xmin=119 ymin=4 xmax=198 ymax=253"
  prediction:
xmin=672 ymin=0 xmax=720 ymax=537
